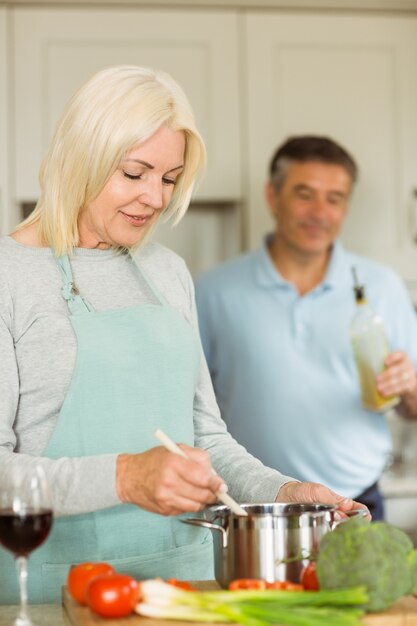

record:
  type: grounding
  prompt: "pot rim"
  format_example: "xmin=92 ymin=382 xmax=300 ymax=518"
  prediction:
xmin=205 ymin=502 xmax=337 ymax=519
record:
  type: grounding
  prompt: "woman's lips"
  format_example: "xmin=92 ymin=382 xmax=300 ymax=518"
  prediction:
xmin=120 ymin=211 xmax=153 ymax=227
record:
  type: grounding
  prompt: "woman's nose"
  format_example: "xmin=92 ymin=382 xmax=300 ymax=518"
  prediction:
xmin=139 ymin=179 xmax=164 ymax=210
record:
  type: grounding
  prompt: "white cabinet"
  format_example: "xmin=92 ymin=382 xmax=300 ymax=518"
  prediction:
xmin=12 ymin=7 xmax=242 ymax=210
xmin=0 ymin=7 xmax=10 ymax=235
xmin=6 ymin=7 xmax=417 ymax=291
xmin=245 ymin=12 xmax=417 ymax=296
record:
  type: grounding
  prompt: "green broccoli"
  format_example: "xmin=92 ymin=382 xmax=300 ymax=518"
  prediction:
xmin=316 ymin=516 xmax=417 ymax=611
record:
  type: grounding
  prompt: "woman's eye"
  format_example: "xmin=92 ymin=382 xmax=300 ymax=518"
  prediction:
xmin=123 ymin=172 xmax=142 ymax=180
xmin=123 ymin=172 xmax=175 ymax=185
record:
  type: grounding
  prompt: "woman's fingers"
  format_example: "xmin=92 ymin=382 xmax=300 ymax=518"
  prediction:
xmin=116 ymin=445 xmax=222 ymax=515
xmin=276 ymin=481 xmax=371 ymax=520
xmin=177 ymin=444 xmax=225 ymax=491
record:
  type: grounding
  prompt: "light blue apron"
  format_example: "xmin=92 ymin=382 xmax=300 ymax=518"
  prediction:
xmin=0 ymin=253 xmax=212 ymax=604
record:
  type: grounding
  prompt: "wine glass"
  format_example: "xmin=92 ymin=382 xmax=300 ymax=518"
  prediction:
xmin=0 ymin=466 xmax=53 ymax=626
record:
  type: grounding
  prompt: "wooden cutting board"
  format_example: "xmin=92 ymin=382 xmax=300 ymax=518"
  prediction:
xmin=62 ymin=585 xmax=417 ymax=626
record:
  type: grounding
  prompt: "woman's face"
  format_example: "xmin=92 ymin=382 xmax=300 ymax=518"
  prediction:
xmin=78 ymin=125 xmax=186 ymax=249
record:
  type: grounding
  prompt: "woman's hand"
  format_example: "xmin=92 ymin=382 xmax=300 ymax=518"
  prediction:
xmin=116 ymin=445 xmax=225 ymax=515
xmin=276 ymin=481 xmax=371 ymax=519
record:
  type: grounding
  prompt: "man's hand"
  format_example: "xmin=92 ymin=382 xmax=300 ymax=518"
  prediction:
xmin=377 ymin=350 xmax=417 ymax=419
xmin=376 ymin=350 xmax=417 ymax=398
xmin=116 ymin=445 xmax=225 ymax=515
xmin=276 ymin=481 xmax=371 ymax=519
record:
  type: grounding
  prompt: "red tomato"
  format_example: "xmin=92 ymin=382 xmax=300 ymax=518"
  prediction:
xmin=86 ymin=573 xmax=140 ymax=618
xmin=300 ymin=561 xmax=320 ymax=591
xmin=229 ymin=579 xmax=267 ymax=590
xmin=167 ymin=578 xmax=196 ymax=591
xmin=266 ymin=581 xmax=304 ymax=591
xmin=265 ymin=581 xmax=286 ymax=590
xmin=67 ymin=562 xmax=115 ymax=605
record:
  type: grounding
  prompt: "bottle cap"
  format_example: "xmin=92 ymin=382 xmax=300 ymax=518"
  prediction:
xmin=351 ymin=266 xmax=365 ymax=302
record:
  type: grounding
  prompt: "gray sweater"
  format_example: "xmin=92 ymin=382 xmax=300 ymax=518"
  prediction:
xmin=0 ymin=235 xmax=292 ymax=516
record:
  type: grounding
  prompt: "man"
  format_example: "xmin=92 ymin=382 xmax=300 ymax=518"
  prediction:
xmin=195 ymin=135 xmax=417 ymax=520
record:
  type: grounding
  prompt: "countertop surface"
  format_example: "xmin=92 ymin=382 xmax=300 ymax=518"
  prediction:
xmin=0 ymin=603 xmax=69 ymax=625
xmin=380 ymin=460 xmax=417 ymax=498
xmin=381 ymin=412 xmax=417 ymax=498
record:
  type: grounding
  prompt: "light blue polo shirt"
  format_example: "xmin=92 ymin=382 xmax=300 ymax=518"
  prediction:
xmin=195 ymin=239 xmax=417 ymax=497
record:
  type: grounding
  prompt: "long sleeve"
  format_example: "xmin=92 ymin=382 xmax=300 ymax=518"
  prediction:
xmin=0 ymin=302 xmax=119 ymax=516
xmin=0 ymin=241 xmax=125 ymax=516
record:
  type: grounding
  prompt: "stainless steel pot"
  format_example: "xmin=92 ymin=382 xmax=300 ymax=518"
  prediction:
xmin=182 ymin=502 xmax=364 ymax=587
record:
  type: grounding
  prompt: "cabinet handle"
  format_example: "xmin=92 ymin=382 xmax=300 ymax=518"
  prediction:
xmin=412 ymin=188 xmax=417 ymax=244
xmin=0 ymin=187 xmax=3 ymax=234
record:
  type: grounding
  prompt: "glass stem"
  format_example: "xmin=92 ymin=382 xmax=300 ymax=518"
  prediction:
xmin=15 ymin=556 xmax=30 ymax=622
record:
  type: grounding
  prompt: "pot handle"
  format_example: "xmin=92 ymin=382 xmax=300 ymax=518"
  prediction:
xmin=332 ymin=507 xmax=368 ymax=529
xmin=180 ymin=518 xmax=228 ymax=548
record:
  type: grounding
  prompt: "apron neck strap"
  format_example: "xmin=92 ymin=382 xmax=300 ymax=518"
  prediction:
xmin=130 ymin=253 xmax=168 ymax=306
xmin=56 ymin=254 xmax=95 ymax=315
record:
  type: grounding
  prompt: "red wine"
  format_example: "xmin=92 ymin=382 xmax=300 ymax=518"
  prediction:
xmin=0 ymin=508 xmax=53 ymax=556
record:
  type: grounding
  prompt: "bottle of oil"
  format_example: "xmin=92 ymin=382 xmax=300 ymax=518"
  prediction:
xmin=350 ymin=267 xmax=399 ymax=412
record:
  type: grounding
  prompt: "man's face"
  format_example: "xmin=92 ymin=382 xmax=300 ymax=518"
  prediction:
xmin=266 ymin=160 xmax=352 ymax=257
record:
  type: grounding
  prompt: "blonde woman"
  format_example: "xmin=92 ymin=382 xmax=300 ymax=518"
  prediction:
xmin=0 ymin=65 xmax=367 ymax=603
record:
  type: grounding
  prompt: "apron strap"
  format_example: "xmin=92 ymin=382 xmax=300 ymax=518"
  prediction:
xmin=56 ymin=255 xmax=95 ymax=315
xmin=130 ymin=252 xmax=168 ymax=306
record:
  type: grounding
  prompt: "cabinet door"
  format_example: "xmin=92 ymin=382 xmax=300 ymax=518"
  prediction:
xmin=245 ymin=12 xmax=417 ymax=295
xmin=0 ymin=7 xmax=10 ymax=235
xmin=12 ymin=7 xmax=241 ymax=208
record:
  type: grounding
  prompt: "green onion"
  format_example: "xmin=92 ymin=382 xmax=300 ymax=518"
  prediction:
xmin=227 ymin=604 xmax=364 ymax=626
xmin=197 ymin=587 xmax=368 ymax=607
xmin=135 ymin=579 xmax=368 ymax=626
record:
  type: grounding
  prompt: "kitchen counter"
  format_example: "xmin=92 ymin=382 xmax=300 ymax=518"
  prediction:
xmin=379 ymin=459 xmax=417 ymax=545
xmin=382 ymin=412 xmax=417 ymax=498
xmin=377 ymin=411 xmax=417 ymax=543
xmin=0 ymin=603 xmax=69 ymax=626
xmin=380 ymin=460 xmax=417 ymax=499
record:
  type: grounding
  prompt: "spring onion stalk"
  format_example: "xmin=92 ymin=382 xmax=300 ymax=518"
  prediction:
xmin=135 ymin=580 xmax=368 ymax=626
xmin=138 ymin=604 xmax=229 ymax=622
xmin=230 ymin=604 xmax=365 ymax=626
xmin=196 ymin=587 xmax=368 ymax=607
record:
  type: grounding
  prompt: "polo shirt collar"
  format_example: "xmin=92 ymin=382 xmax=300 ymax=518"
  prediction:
xmin=254 ymin=235 xmax=347 ymax=292
xmin=323 ymin=240 xmax=346 ymax=289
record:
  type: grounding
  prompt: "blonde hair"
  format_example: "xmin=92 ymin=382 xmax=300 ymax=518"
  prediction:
xmin=16 ymin=65 xmax=206 ymax=255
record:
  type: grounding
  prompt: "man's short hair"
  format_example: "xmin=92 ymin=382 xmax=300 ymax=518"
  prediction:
xmin=269 ymin=135 xmax=358 ymax=191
